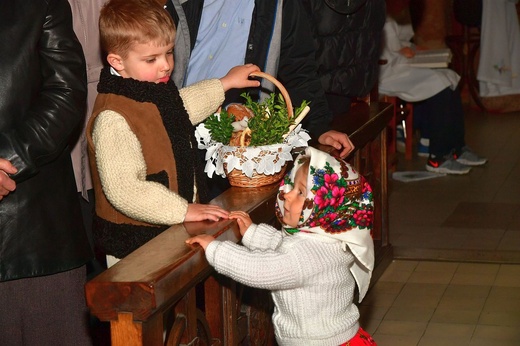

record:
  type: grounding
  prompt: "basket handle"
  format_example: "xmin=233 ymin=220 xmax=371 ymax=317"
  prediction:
xmin=239 ymin=128 xmax=251 ymax=147
xmin=249 ymin=71 xmax=294 ymax=119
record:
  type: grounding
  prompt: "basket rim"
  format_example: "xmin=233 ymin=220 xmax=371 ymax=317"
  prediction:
xmin=219 ymin=142 xmax=292 ymax=150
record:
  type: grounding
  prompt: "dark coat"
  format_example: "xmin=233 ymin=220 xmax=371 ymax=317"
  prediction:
xmin=167 ymin=0 xmax=333 ymax=139
xmin=303 ymin=0 xmax=386 ymax=97
xmin=0 ymin=0 xmax=92 ymax=282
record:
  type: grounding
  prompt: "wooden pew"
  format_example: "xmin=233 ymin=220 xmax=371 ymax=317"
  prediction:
xmin=85 ymin=101 xmax=394 ymax=345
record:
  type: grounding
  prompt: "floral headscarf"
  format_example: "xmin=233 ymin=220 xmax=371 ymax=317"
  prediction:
xmin=275 ymin=147 xmax=375 ymax=301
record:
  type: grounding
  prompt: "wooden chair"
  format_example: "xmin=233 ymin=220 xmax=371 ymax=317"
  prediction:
xmin=446 ymin=0 xmax=486 ymax=112
xmin=382 ymin=95 xmax=414 ymax=161
xmin=377 ymin=59 xmax=414 ymax=161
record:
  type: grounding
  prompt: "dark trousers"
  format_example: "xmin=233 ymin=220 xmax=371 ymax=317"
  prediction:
xmin=413 ymin=87 xmax=466 ymax=157
xmin=0 ymin=266 xmax=92 ymax=346
xmin=79 ymin=190 xmax=107 ymax=277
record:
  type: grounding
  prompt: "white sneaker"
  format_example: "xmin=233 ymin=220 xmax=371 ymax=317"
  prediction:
xmin=417 ymin=138 xmax=429 ymax=158
xmin=455 ymin=147 xmax=487 ymax=166
xmin=426 ymin=156 xmax=471 ymax=175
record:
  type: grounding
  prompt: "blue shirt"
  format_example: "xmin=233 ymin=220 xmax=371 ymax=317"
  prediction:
xmin=184 ymin=0 xmax=254 ymax=86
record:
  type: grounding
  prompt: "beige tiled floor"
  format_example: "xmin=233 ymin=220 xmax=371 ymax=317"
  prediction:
xmin=360 ymin=260 xmax=520 ymax=345
xmin=361 ymin=105 xmax=520 ymax=345
xmin=388 ymin=106 xmax=520 ymax=263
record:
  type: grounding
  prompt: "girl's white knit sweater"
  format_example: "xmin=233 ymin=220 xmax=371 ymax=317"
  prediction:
xmin=205 ymin=223 xmax=360 ymax=346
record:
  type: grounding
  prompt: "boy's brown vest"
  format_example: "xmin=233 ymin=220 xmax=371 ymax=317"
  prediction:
xmin=87 ymin=93 xmax=181 ymax=227
xmin=86 ymin=93 xmax=189 ymax=258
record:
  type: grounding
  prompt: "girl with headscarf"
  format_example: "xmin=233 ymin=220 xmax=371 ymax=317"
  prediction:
xmin=186 ymin=147 xmax=376 ymax=345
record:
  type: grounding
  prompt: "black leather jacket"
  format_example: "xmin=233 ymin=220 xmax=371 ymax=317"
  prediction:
xmin=168 ymin=0 xmax=333 ymax=139
xmin=303 ymin=0 xmax=386 ymax=97
xmin=0 ymin=0 xmax=92 ymax=282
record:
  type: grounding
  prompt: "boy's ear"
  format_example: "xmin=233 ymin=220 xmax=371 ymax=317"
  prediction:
xmin=107 ymin=53 xmax=124 ymax=72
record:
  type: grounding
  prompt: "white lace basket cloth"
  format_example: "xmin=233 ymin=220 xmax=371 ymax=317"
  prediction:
xmin=196 ymin=124 xmax=310 ymax=179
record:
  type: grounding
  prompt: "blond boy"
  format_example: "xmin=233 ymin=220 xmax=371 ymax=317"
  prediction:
xmin=87 ymin=0 xmax=260 ymax=267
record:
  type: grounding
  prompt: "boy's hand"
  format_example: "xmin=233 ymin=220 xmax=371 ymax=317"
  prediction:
xmin=0 ymin=158 xmax=17 ymax=201
xmin=229 ymin=211 xmax=252 ymax=236
xmin=220 ymin=64 xmax=261 ymax=92
xmin=185 ymin=203 xmax=230 ymax=222
xmin=185 ymin=234 xmax=215 ymax=250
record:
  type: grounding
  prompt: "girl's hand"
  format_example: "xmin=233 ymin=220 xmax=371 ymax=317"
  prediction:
xmin=185 ymin=203 xmax=230 ymax=222
xmin=229 ymin=211 xmax=252 ymax=236
xmin=220 ymin=64 xmax=261 ymax=91
xmin=185 ymin=234 xmax=215 ymax=250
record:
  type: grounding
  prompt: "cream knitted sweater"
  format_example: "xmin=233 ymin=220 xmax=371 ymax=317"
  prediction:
xmin=91 ymin=79 xmax=224 ymax=226
xmin=205 ymin=223 xmax=360 ymax=346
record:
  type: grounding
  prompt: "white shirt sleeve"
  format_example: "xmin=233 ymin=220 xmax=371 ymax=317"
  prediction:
xmin=92 ymin=110 xmax=188 ymax=225
xmin=383 ymin=18 xmax=406 ymax=54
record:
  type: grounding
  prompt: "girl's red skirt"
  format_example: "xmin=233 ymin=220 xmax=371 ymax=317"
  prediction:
xmin=339 ymin=327 xmax=376 ymax=346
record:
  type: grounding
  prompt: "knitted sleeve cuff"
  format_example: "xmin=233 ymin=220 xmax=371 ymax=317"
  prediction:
xmin=179 ymin=79 xmax=225 ymax=124
xmin=240 ymin=224 xmax=258 ymax=248
xmin=205 ymin=239 xmax=221 ymax=265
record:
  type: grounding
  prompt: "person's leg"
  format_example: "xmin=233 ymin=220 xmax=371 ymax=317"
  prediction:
xmin=0 ymin=280 xmax=23 ymax=345
xmin=426 ymin=88 xmax=486 ymax=166
xmin=0 ymin=266 xmax=93 ymax=346
xmin=445 ymin=87 xmax=466 ymax=153
xmin=422 ymin=88 xmax=472 ymax=174
xmin=79 ymin=190 xmax=107 ymax=278
xmin=413 ymin=99 xmax=430 ymax=139
xmin=412 ymin=99 xmax=431 ymax=157
xmin=424 ymin=87 xmax=464 ymax=158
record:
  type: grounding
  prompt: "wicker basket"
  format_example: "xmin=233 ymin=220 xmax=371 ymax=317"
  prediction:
xmin=223 ymin=144 xmax=291 ymax=187
xmin=223 ymin=71 xmax=294 ymax=188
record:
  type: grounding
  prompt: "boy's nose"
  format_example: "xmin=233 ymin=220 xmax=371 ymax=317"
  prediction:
xmin=161 ymin=59 xmax=172 ymax=72
xmin=163 ymin=62 xmax=171 ymax=72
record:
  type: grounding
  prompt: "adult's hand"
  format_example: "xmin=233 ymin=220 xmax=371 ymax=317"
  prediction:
xmin=0 ymin=158 xmax=17 ymax=201
xmin=318 ymin=130 xmax=354 ymax=158
xmin=185 ymin=203 xmax=230 ymax=222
